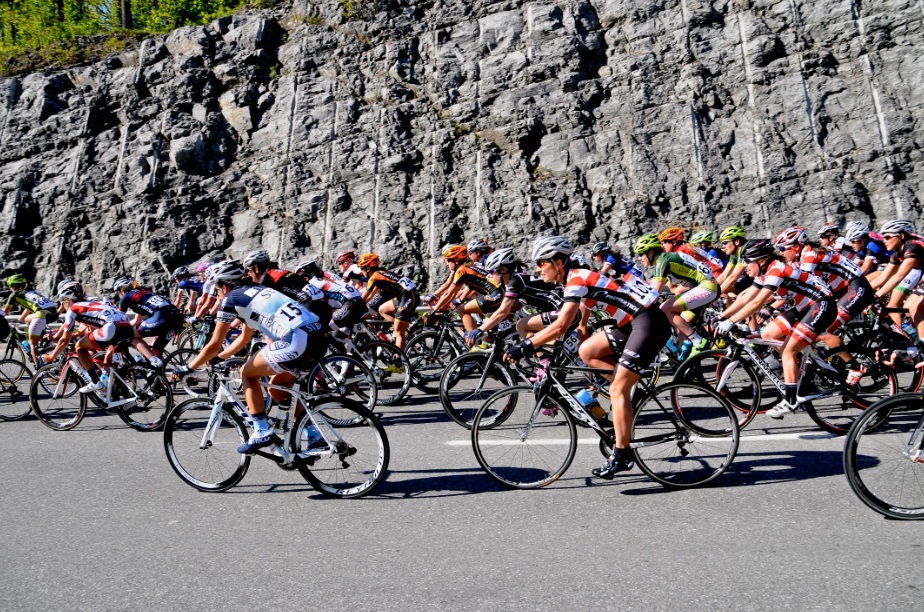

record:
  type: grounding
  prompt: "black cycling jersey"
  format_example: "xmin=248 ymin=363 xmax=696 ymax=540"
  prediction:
xmin=504 ymin=273 xmax=563 ymax=313
xmin=119 ymin=289 xmax=180 ymax=317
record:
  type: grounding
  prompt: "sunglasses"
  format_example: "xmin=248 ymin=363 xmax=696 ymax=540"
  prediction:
xmin=777 ymin=245 xmax=788 ymax=252
xmin=883 ymin=234 xmax=899 ymax=240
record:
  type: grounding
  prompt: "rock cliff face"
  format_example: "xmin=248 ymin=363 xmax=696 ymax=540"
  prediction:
xmin=0 ymin=0 xmax=922 ymax=293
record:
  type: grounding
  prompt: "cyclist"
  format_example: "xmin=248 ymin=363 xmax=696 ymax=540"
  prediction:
xmin=175 ymin=261 xmax=328 ymax=454
xmin=172 ymin=266 xmax=201 ymax=313
xmin=431 ymin=245 xmax=504 ymax=337
xmin=190 ymin=262 xmax=220 ymax=320
xmin=817 ymin=222 xmax=852 ymax=256
xmin=242 ymin=249 xmax=332 ymax=325
xmin=467 ymin=238 xmax=492 ymax=268
xmin=113 ymin=276 xmax=184 ymax=364
xmin=716 ymin=237 xmax=836 ymax=417
xmin=3 ymin=274 xmax=58 ymax=366
xmin=295 ymin=259 xmax=367 ymax=331
xmin=503 ymin=236 xmax=669 ymax=479
xmin=870 ymin=220 xmax=924 ymax=336
xmin=357 ymin=253 xmax=419 ymax=351
xmin=658 ymin=227 xmax=724 ymax=274
xmin=46 ymin=281 xmax=135 ymax=394
xmin=690 ymin=231 xmax=728 ymax=267
xmin=590 ymin=242 xmax=644 ymax=278
xmin=337 ymin=250 xmax=366 ymax=290
xmin=715 ymin=225 xmax=751 ymax=297
xmin=634 ymin=233 xmax=718 ymax=358
xmin=844 ymin=222 xmax=890 ymax=277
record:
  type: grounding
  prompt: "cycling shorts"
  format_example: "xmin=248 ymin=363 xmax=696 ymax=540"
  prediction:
xmin=773 ymin=300 xmax=837 ymax=344
xmin=474 ymin=290 xmax=503 ymax=315
xmin=368 ymin=292 xmax=386 ymax=311
xmin=0 ymin=316 xmax=9 ymax=342
xmin=28 ymin=310 xmax=58 ymax=337
xmin=392 ymin=291 xmax=420 ymax=323
xmin=602 ymin=307 xmax=672 ymax=376
xmin=332 ymin=298 xmax=367 ymax=328
xmin=733 ymin=274 xmax=753 ymax=295
xmin=834 ymin=277 xmax=875 ymax=328
xmin=87 ymin=322 xmax=135 ymax=351
xmin=897 ymin=268 xmax=922 ymax=294
xmin=138 ymin=308 xmax=185 ymax=352
xmin=261 ymin=325 xmax=328 ymax=374
xmin=539 ymin=309 xmax=580 ymax=327
xmin=674 ymin=282 xmax=718 ymax=311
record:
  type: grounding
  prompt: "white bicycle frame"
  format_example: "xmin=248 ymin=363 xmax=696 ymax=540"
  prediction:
xmin=56 ymin=359 xmax=138 ymax=410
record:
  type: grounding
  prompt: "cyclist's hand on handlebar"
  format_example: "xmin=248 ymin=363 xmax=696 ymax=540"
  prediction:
xmin=504 ymin=340 xmax=535 ymax=364
xmin=715 ymin=319 xmax=734 ymax=337
xmin=464 ymin=329 xmax=484 ymax=347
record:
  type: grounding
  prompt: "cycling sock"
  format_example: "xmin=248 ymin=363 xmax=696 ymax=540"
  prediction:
xmin=251 ymin=412 xmax=270 ymax=435
xmin=784 ymin=383 xmax=797 ymax=405
xmin=613 ymin=446 xmax=633 ymax=463
xmin=88 ymin=368 xmax=100 ymax=383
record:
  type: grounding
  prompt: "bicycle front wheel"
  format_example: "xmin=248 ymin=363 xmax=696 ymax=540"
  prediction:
xmin=674 ymin=350 xmax=762 ymax=429
xmin=843 ymin=394 xmax=924 ymax=520
xmin=0 ymin=359 xmax=31 ymax=420
xmin=439 ymin=352 xmax=515 ymax=428
xmin=293 ymin=399 xmax=390 ymax=498
xmin=163 ymin=399 xmax=251 ymax=492
xmin=162 ymin=348 xmax=210 ymax=398
xmin=356 ymin=341 xmax=412 ymax=406
xmin=405 ymin=330 xmax=460 ymax=393
xmin=30 ymin=361 xmax=87 ymax=431
xmin=116 ymin=364 xmax=173 ymax=431
xmin=471 ymin=386 xmax=577 ymax=489
xmin=632 ymin=381 xmax=739 ymax=488
xmin=306 ymin=355 xmax=377 ymax=419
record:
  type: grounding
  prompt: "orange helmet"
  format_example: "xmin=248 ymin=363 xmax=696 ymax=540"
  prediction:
xmin=357 ymin=253 xmax=381 ymax=268
xmin=658 ymin=227 xmax=686 ymax=242
xmin=443 ymin=245 xmax=469 ymax=263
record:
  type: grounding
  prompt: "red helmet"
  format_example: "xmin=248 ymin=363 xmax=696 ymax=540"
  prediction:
xmin=773 ymin=226 xmax=808 ymax=249
xmin=336 ymin=250 xmax=358 ymax=265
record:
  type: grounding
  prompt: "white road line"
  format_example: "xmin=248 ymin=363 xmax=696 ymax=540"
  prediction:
xmin=445 ymin=432 xmax=839 ymax=447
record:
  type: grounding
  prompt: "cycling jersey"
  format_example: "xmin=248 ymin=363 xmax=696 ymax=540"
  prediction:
xmin=177 ymin=278 xmax=203 ymax=294
xmin=217 ymin=285 xmax=321 ymax=340
xmin=504 ymin=273 xmax=563 ymax=313
xmin=366 ymin=269 xmax=417 ymax=300
xmin=812 ymin=251 xmax=863 ymax=296
xmin=755 ymin=260 xmax=833 ymax=311
xmin=5 ymin=290 xmax=55 ymax=314
xmin=852 ymin=238 xmax=890 ymax=267
xmin=452 ymin=265 xmax=502 ymax=296
xmin=118 ymin=289 xmax=178 ymax=318
xmin=258 ymin=269 xmax=331 ymax=325
xmin=562 ymin=267 xmax=659 ymax=327
xmin=603 ymin=253 xmax=644 ymax=278
xmin=676 ymin=244 xmax=723 ymax=277
xmin=652 ymin=251 xmax=716 ymax=287
xmin=888 ymin=239 xmax=924 ymax=268
xmin=62 ymin=301 xmax=129 ymax=332
xmin=308 ymin=275 xmax=362 ymax=306
xmin=342 ymin=264 xmax=367 ymax=284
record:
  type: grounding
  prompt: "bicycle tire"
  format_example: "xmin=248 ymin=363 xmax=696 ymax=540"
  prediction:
xmin=3 ymin=339 xmax=27 ymax=366
xmin=843 ymin=394 xmax=924 ymax=520
xmin=162 ymin=348 xmax=210 ymax=398
xmin=163 ymin=399 xmax=251 ymax=492
xmin=0 ymin=359 xmax=31 ymax=420
xmin=29 ymin=360 xmax=88 ymax=431
xmin=115 ymin=364 xmax=173 ymax=431
xmin=803 ymin=347 xmax=897 ymax=435
xmin=306 ymin=355 xmax=377 ymax=421
xmin=405 ymin=329 xmax=460 ymax=393
xmin=439 ymin=352 xmax=515 ymax=428
xmin=293 ymin=399 xmax=389 ymax=498
xmin=632 ymin=380 xmax=739 ymax=488
xmin=355 ymin=341 xmax=412 ymax=406
xmin=471 ymin=386 xmax=577 ymax=489
xmin=674 ymin=349 xmax=762 ymax=429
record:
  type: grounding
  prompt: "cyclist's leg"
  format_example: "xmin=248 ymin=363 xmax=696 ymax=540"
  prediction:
xmin=392 ymin=292 xmax=419 ymax=350
xmin=378 ymin=297 xmax=397 ymax=323
xmin=458 ymin=299 xmax=482 ymax=332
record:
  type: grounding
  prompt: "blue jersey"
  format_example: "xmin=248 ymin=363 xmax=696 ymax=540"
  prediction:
xmin=604 ymin=253 xmax=644 ymax=279
xmin=178 ymin=278 xmax=204 ymax=293
xmin=855 ymin=239 xmax=891 ymax=266
xmin=119 ymin=289 xmax=178 ymax=317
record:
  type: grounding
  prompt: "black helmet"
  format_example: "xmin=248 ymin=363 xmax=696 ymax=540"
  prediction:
xmin=740 ymin=239 xmax=775 ymax=263
xmin=295 ymin=259 xmax=322 ymax=278
xmin=590 ymin=241 xmax=610 ymax=256
xmin=172 ymin=266 xmax=191 ymax=279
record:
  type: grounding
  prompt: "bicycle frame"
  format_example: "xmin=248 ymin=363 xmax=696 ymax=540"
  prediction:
xmin=52 ymin=357 xmax=139 ymax=410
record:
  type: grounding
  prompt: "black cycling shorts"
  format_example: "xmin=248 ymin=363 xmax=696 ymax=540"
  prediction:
xmin=393 ymin=291 xmax=421 ymax=323
xmin=835 ymin=277 xmax=874 ymax=326
xmin=601 ymin=307 xmax=672 ymax=376
xmin=474 ymin=290 xmax=503 ymax=315
xmin=138 ymin=307 xmax=185 ymax=352
xmin=776 ymin=299 xmax=837 ymax=343
xmin=332 ymin=298 xmax=366 ymax=328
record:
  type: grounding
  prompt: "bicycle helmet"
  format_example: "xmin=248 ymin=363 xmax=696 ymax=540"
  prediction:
xmin=295 ymin=259 xmax=322 ymax=278
xmin=590 ymin=241 xmax=610 ymax=256
xmin=570 ymin=252 xmax=589 ymax=267
xmin=6 ymin=273 xmax=27 ymax=288
xmin=195 ymin=261 xmax=213 ymax=273
xmin=242 ymin=249 xmax=272 ymax=267
xmin=880 ymin=219 xmax=915 ymax=236
xmin=719 ymin=225 xmax=747 ymax=242
xmin=483 ymin=247 xmax=517 ymax=271
xmin=844 ymin=221 xmax=870 ymax=242
xmin=658 ymin=227 xmax=685 ymax=242
xmin=112 ymin=276 xmax=133 ymax=292
xmin=466 ymin=238 xmax=490 ymax=254
xmin=816 ymin=221 xmax=840 ymax=237
xmin=58 ymin=281 xmax=84 ymax=301
xmin=740 ymin=239 xmax=775 ymax=262
xmin=443 ymin=245 xmax=469 ymax=263
xmin=773 ymin=226 xmax=808 ymax=249
xmin=205 ymin=260 xmax=248 ymax=285
xmin=172 ymin=265 xmax=191 ymax=279
xmin=632 ymin=234 xmax=662 ymax=255
xmin=690 ymin=231 xmax=713 ymax=245
xmin=357 ymin=253 xmax=381 ymax=268
xmin=530 ymin=236 xmax=573 ymax=261
xmin=335 ymin=250 xmax=357 ymax=265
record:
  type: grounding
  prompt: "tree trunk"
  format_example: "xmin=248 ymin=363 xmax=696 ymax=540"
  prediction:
xmin=121 ymin=0 xmax=132 ymax=29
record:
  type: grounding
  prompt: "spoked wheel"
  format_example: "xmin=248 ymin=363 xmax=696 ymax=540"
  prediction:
xmin=306 ymin=355 xmax=377 ymax=424
xmin=843 ymin=393 xmax=924 ymax=520
xmin=0 ymin=359 xmax=32 ymax=421
xmin=356 ymin=341 xmax=412 ymax=406
xmin=163 ymin=399 xmax=250 ymax=492
xmin=162 ymin=348 xmax=210 ymax=398
xmin=439 ymin=352 xmax=515 ymax=428
xmin=674 ymin=349 xmax=763 ymax=429
xmin=630 ymin=381 xmax=739 ymax=488
xmin=293 ymin=399 xmax=389 ymax=498
xmin=405 ymin=330 xmax=460 ymax=393
xmin=471 ymin=386 xmax=577 ymax=489
xmin=29 ymin=360 xmax=87 ymax=431
xmin=115 ymin=364 xmax=173 ymax=431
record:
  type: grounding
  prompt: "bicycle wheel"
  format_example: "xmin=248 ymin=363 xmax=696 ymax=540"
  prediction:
xmin=0 ymin=359 xmax=31 ymax=420
xmin=306 ymin=355 xmax=377 ymax=420
xmin=163 ymin=399 xmax=251 ymax=491
xmin=293 ymin=399 xmax=390 ymax=498
xmin=115 ymin=364 xmax=173 ymax=431
xmin=471 ymin=386 xmax=577 ymax=489
xmin=3 ymin=339 xmax=27 ymax=365
xmin=405 ymin=330 xmax=460 ymax=393
xmin=632 ymin=381 xmax=739 ymax=488
xmin=843 ymin=394 xmax=924 ymax=520
xmin=439 ymin=352 xmax=515 ymax=428
xmin=674 ymin=349 xmax=762 ymax=429
xmin=162 ymin=348 xmax=210 ymax=398
xmin=803 ymin=348 xmax=897 ymax=435
xmin=356 ymin=341 xmax=412 ymax=406
xmin=30 ymin=360 xmax=87 ymax=431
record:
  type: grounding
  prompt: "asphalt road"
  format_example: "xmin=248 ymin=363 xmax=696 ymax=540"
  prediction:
xmin=1 ymin=386 xmax=920 ymax=612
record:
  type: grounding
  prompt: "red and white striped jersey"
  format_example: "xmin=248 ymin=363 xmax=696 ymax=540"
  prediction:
xmin=757 ymin=260 xmax=833 ymax=311
xmin=62 ymin=301 xmax=129 ymax=332
xmin=562 ymin=267 xmax=659 ymax=327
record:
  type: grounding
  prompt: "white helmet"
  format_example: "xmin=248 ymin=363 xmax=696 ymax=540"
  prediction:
xmin=466 ymin=238 xmax=490 ymax=254
xmin=844 ymin=221 xmax=870 ymax=242
xmin=483 ymin=247 xmax=517 ymax=271
xmin=531 ymin=236 xmax=573 ymax=261
xmin=880 ymin=220 xmax=915 ymax=236
xmin=206 ymin=260 xmax=248 ymax=285
xmin=58 ymin=281 xmax=84 ymax=301
xmin=242 ymin=249 xmax=272 ymax=267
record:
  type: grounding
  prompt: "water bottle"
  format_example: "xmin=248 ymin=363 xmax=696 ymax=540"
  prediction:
xmin=901 ymin=322 xmax=919 ymax=341
xmin=20 ymin=340 xmax=30 ymax=351
xmin=665 ymin=337 xmax=679 ymax=355
xmin=99 ymin=372 xmax=110 ymax=389
xmin=575 ymin=389 xmax=607 ymax=423
xmin=678 ymin=340 xmax=693 ymax=361
xmin=303 ymin=424 xmax=324 ymax=447
xmin=273 ymin=409 xmax=289 ymax=436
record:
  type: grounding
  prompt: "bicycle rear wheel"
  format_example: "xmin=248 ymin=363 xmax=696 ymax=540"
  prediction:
xmin=471 ymin=387 xmax=577 ymax=489
xmin=163 ymin=399 xmax=250 ymax=492
xmin=356 ymin=341 xmax=411 ymax=406
xmin=293 ymin=399 xmax=389 ymax=498
xmin=632 ymin=381 xmax=739 ymax=488
xmin=115 ymin=364 xmax=173 ymax=431
xmin=405 ymin=330 xmax=459 ymax=393
xmin=306 ymin=355 xmax=377 ymax=420
xmin=843 ymin=394 xmax=924 ymax=520
xmin=439 ymin=352 xmax=515 ymax=428
xmin=0 ymin=359 xmax=31 ymax=421
xmin=674 ymin=349 xmax=762 ymax=429
xmin=30 ymin=360 xmax=87 ymax=431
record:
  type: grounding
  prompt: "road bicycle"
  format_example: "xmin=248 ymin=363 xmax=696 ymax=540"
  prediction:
xmin=0 ymin=357 xmax=31 ymax=421
xmin=843 ymin=392 xmax=924 ymax=520
xmin=163 ymin=363 xmax=389 ymax=496
xmin=470 ymin=338 xmax=740 ymax=490
xmin=29 ymin=349 xmax=173 ymax=431
xmin=327 ymin=323 xmax=412 ymax=406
